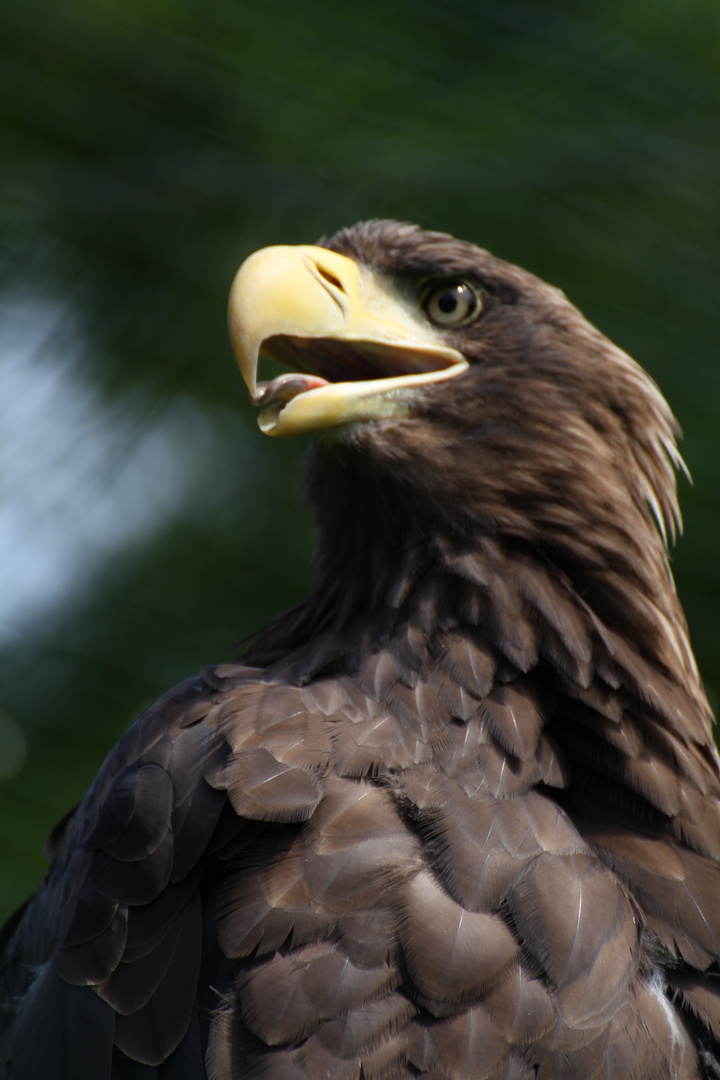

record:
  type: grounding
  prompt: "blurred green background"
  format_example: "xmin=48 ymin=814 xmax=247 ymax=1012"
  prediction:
xmin=1 ymin=0 xmax=719 ymax=922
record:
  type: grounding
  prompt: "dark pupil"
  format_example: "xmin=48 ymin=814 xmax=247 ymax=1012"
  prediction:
xmin=438 ymin=291 xmax=458 ymax=313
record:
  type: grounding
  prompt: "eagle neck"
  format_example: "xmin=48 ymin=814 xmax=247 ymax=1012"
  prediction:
xmin=243 ymin=439 xmax=707 ymax=738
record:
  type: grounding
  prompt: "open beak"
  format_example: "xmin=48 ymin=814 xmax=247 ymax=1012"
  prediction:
xmin=228 ymin=244 xmax=468 ymax=437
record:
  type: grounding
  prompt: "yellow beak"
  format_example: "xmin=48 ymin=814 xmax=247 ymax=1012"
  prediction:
xmin=228 ymin=244 xmax=468 ymax=436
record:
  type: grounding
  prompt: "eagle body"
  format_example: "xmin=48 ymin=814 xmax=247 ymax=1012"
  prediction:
xmin=2 ymin=221 xmax=720 ymax=1079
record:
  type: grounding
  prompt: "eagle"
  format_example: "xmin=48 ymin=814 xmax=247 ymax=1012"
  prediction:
xmin=2 ymin=220 xmax=720 ymax=1080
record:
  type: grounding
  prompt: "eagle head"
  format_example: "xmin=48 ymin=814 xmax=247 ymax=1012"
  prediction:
xmin=229 ymin=220 xmax=690 ymax=682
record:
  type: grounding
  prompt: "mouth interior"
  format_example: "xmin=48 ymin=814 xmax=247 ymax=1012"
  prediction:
xmin=254 ymin=335 xmax=458 ymax=408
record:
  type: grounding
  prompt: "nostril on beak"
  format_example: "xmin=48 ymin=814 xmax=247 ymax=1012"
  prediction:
xmin=314 ymin=264 xmax=344 ymax=292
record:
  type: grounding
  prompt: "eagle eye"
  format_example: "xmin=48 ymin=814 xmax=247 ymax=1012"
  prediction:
xmin=423 ymin=280 xmax=481 ymax=328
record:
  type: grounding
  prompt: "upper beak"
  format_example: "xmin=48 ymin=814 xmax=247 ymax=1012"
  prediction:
xmin=228 ymin=244 xmax=468 ymax=436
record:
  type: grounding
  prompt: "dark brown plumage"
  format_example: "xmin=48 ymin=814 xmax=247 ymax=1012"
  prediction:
xmin=2 ymin=220 xmax=720 ymax=1079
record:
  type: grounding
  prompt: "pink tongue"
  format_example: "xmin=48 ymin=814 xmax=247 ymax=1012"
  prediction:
xmin=254 ymin=373 xmax=330 ymax=406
